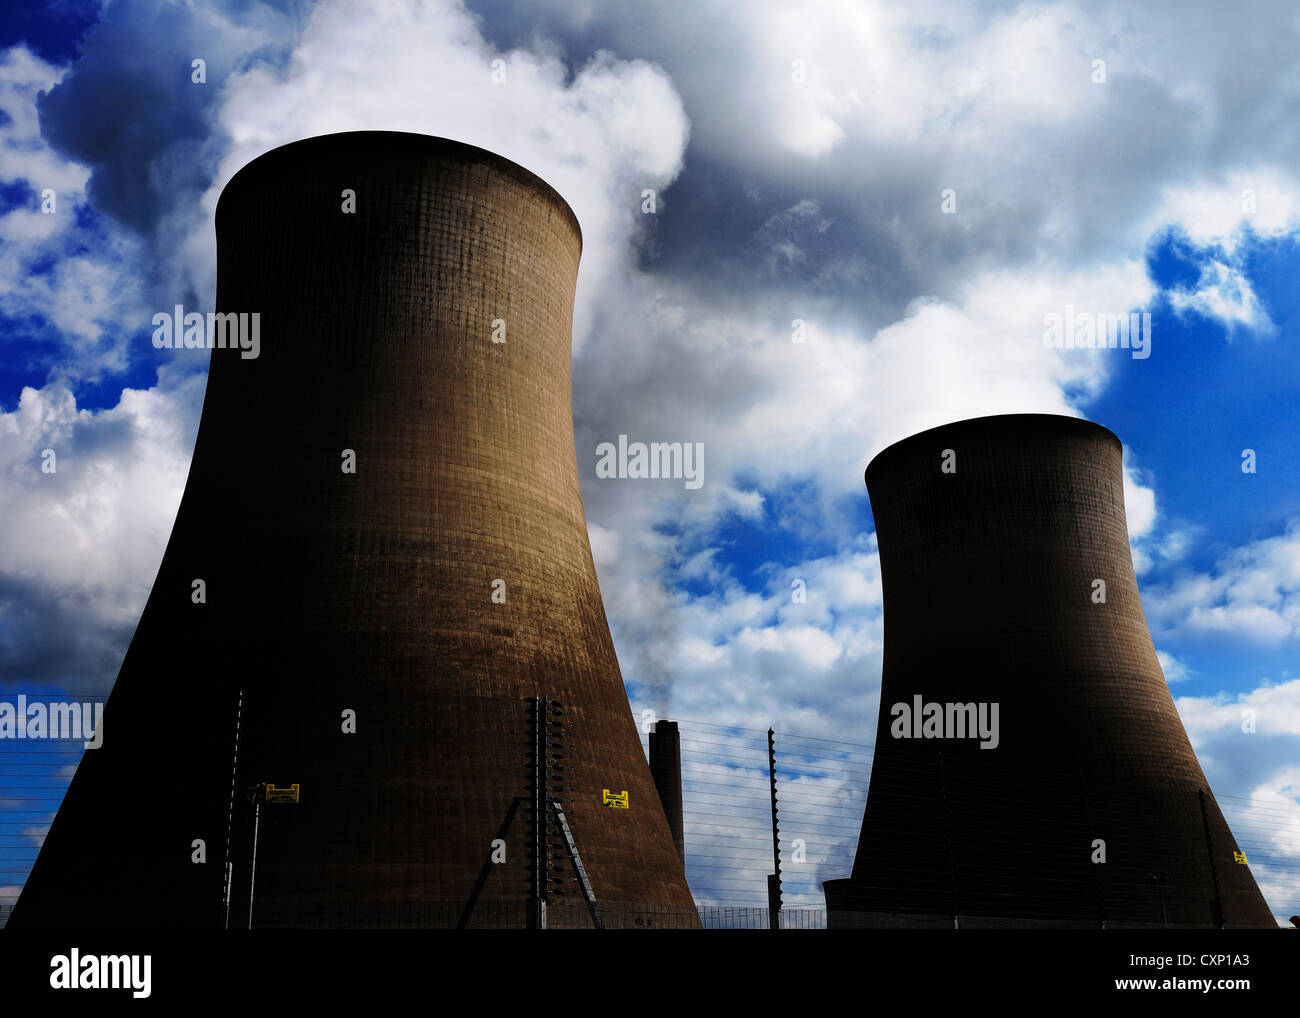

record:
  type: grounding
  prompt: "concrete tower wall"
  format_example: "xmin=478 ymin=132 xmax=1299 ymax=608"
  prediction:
xmin=13 ymin=132 xmax=696 ymax=929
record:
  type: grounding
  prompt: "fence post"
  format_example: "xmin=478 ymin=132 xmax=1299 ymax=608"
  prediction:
xmin=767 ymin=728 xmax=782 ymax=929
xmin=937 ymin=748 xmax=959 ymax=928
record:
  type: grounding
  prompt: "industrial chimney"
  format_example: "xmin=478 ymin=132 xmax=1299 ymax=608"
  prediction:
xmin=824 ymin=414 xmax=1276 ymax=928
xmin=12 ymin=132 xmax=697 ymax=929
xmin=649 ymin=721 xmax=685 ymax=865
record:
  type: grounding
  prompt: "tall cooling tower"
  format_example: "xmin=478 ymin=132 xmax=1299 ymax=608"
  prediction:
xmin=824 ymin=414 xmax=1275 ymax=928
xmin=12 ymin=131 xmax=696 ymax=929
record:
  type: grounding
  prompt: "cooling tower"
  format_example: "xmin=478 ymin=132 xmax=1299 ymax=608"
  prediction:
xmin=824 ymin=414 xmax=1276 ymax=928
xmin=12 ymin=131 xmax=696 ymax=929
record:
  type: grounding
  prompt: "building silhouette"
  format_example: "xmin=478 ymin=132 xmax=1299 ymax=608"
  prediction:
xmin=12 ymin=132 xmax=696 ymax=929
xmin=824 ymin=414 xmax=1276 ymax=928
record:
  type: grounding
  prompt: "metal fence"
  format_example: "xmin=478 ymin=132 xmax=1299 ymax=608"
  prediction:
xmin=648 ymin=719 xmax=1299 ymax=929
xmin=0 ymin=696 xmax=105 ymax=931
xmin=2 ymin=711 xmax=1297 ymax=928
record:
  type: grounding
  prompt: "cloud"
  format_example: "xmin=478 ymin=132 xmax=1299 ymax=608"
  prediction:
xmin=1123 ymin=457 xmax=1158 ymax=541
xmin=0 ymin=380 xmax=204 ymax=692
xmin=1156 ymin=649 xmax=1191 ymax=682
xmin=478 ymin=0 xmax=1300 ymax=309
xmin=20 ymin=825 xmax=49 ymax=849
xmin=576 ymin=251 xmax=1160 ymax=726
xmin=624 ymin=540 xmax=885 ymax=741
xmin=204 ymin=0 xmax=689 ymax=354
xmin=756 ymin=198 xmax=833 ymax=273
xmin=1168 ymin=254 xmax=1278 ymax=337
xmin=35 ymin=0 xmax=298 ymax=238
xmin=1171 ymin=681 xmax=1300 ymax=919
xmin=1145 ymin=522 xmax=1300 ymax=644
xmin=1147 ymin=168 xmax=1300 ymax=256
xmin=661 ymin=721 xmax=868 ymax=909
xmin=0 ymin=46 xmax=147 ymax=386
xmin=26 ymin=0 xmax=690 ymax=363
xmin=1177 ymin=677 xmax=1300 ymax=741
xmin=1244 ymin=768 xmax=1300 ymax=861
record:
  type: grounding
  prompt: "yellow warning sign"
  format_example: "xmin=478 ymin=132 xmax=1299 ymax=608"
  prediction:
xmin=265 ymin=783 xmax=300 ymax=803
xmin=1233 ymin=850 xmax=1247 ymax=865
xmin=602 ymin=788 xmax=629 ymax=809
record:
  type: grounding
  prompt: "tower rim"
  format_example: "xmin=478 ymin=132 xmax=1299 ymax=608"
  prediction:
xmin=215 ymin=130 xmax=584 ymax=252
xmin=865 ymin=413 xmax=1122 ymax=488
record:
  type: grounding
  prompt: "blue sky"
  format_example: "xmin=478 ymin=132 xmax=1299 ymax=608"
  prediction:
xmin=1 ymin=0 xmax=1298 ymax=920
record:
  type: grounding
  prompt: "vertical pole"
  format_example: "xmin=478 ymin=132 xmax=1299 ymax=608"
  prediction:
xmin=529 ymin=696 xmax=547 ymax=930
xmin=1198 ymin=788 xmax=1224 ymax=929
xmin=766 ymin=727 xmax=782 ymax=930
xmin=937 ymin=748 xmax=959 ymax=928
xmin=1146 ymin=873 xmax=1171 ymax=928
xmin=223 ymin=689 xmax=243 ymax=930
xmin=247 ymin=799 xmax=260 ymax=930
xmin=224 ymin=861 xmax=233 ymax=931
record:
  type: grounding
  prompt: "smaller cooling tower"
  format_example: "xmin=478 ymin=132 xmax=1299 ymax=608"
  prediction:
xmin=824 ymin=414 xmax=1276 ymax=928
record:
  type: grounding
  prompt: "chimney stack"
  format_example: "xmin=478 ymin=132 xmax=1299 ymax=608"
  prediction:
xmin=649 ymin=721 xmax=685 ymax=865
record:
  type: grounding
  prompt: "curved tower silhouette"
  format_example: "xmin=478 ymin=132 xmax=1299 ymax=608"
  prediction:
xmin=824 ymin=414 xmax=1275 ymax=928
xmin=13 ymin=132 xmax=696 ymax=929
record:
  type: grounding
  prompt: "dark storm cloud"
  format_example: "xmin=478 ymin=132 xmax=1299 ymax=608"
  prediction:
xmin=465 ymin=0 xmax=1300 ymax=329
xmin=624 ymin=151 xmax=908 ymax=332
xmin=67 ymin=409 xmax=133 ymax=455
xmin=0 ymin=572 xmax=136 ymax=694
xmin=0 ymin=0 xmax=99 ymax=65
xmin=33 ymin=0 xmax=301 ymax=298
